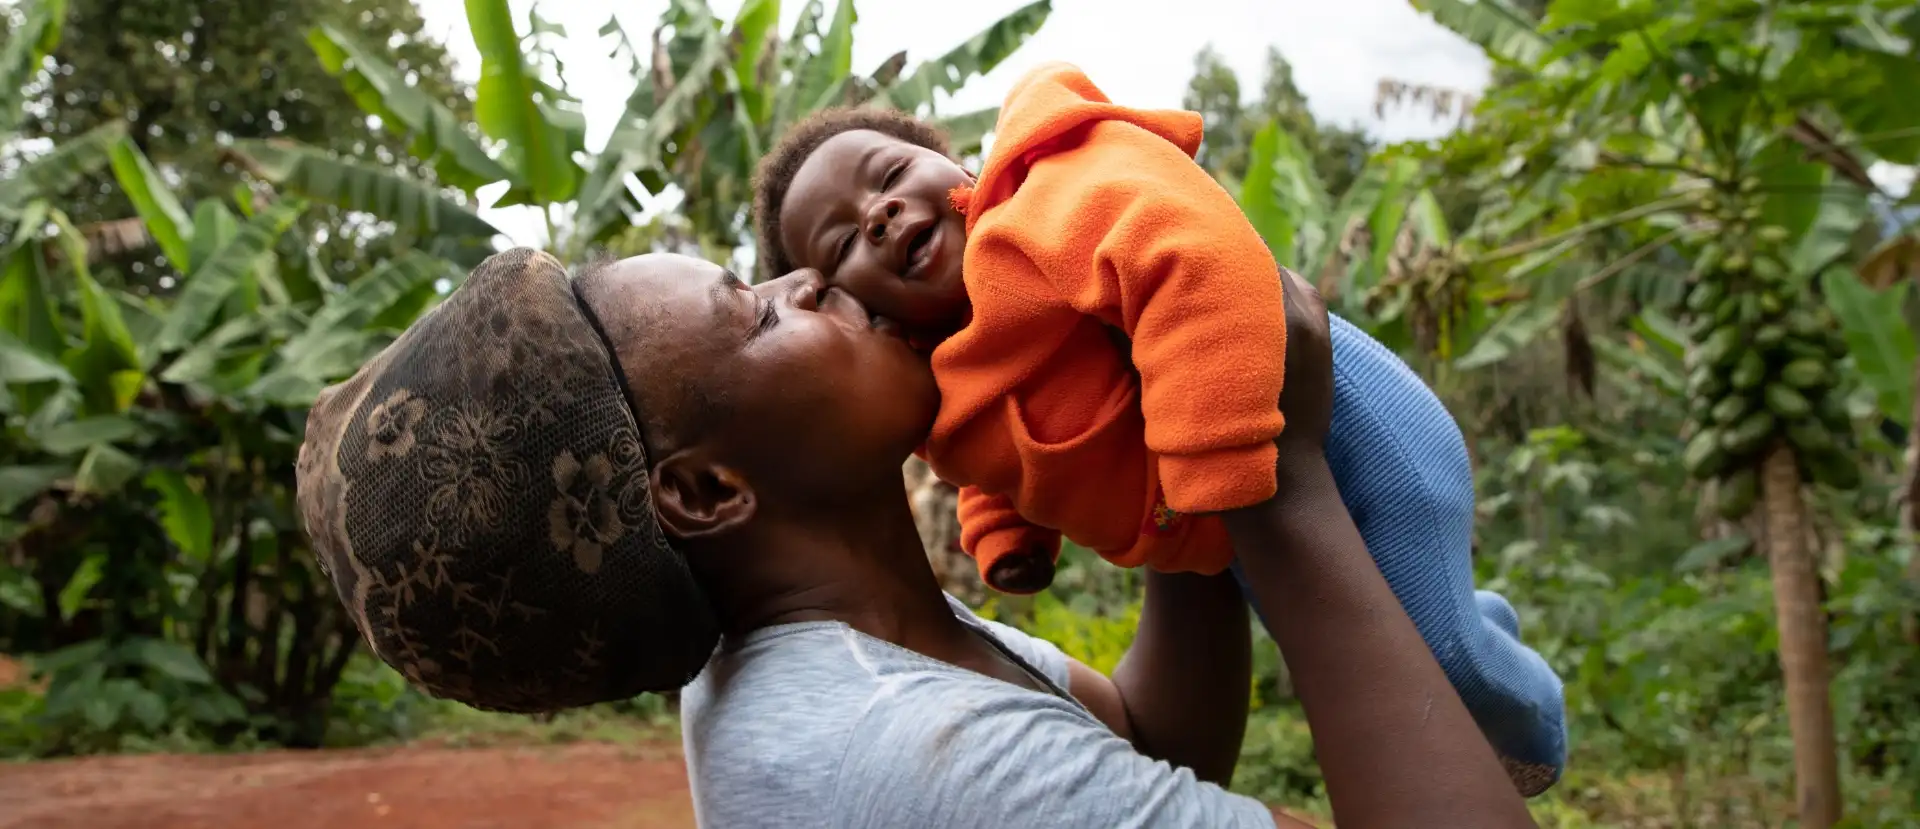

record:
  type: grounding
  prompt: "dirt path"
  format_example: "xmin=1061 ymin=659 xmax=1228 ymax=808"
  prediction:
xmin=0 ymin=738 xmax=1318 ymax=828
xmin=0 ymin=742 xmax=696 ymax=829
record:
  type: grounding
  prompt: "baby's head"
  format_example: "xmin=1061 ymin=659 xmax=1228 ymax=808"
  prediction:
xmin=753 ymin=107 xmax=975 ymax=339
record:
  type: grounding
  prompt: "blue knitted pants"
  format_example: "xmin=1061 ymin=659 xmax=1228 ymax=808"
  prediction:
xmin=1231 ymin=313 xmax=1568 ymax=796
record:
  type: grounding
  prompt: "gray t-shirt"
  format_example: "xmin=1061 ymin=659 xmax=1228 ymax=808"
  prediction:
xmin=679 ymin=596 xmax=1276 ymax=828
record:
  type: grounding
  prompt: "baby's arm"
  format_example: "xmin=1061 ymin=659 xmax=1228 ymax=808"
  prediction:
xmin=958 ymin=485 xmax=1062 ymax=594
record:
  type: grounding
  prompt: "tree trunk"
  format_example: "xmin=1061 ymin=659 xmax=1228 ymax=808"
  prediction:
xmin=903 ymin=458 xmax=983 ymax=606
xmin=1760 ymin=445 xmax=1842 ymax=828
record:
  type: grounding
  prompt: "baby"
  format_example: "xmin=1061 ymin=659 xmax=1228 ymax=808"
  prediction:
xmin=753 ymin=62 xmax=1567 ymax=794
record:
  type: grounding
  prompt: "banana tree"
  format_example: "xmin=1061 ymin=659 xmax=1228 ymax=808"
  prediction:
xmin=2 ymin=126 xmax=465 ymax=743
xmin=573 ymin=0 xmax=1053 ymax=257
xmin=211 ymin=0 xmax=554 ymax=252
xmin=248 ymin=0 xmax=1049 ymax=261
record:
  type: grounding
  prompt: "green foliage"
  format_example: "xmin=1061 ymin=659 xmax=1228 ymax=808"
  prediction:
xmin=18 ymin=0 xmax=470 ymax=236
xmin=228 ymin=140 xmax=500 ymax=240
xmin=5 ymin=3 xmax=1919 ymax=825
xmin=1232 ymin=709 xmax=1326 ymax=808
xmin=305 ymin=23 xmax=510 ymax=193
xmin=7 ymin=637 xmax=248 ymax=756
xmin=574 ymin=0 xmax=1052 ymax=255
xmin=984 ymin=590 xmax=1139 ymax=677
xmin=1 ymin=1 xmax=467 ymax=746
xmin=986 ymin=8 xmax=1920 ymax=821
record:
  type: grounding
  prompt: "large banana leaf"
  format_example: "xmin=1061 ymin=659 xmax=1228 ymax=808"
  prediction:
xmin=880 ymin=0 xmax=1051 ymax=113
xmin=772 ymin=0 xmax=828 ymax=134
xmin=730 ymin=0 xmax=783 ymax=123
xmin=793 ymin=0 xmax=856 ymax=116
xmin=940 ymin=107 xmax=1001 ymax=158
xmin=107 ymin=138 xmax=194 ymax=270
xmin=0 ymin=0 xmax=67 ymax=135
xmin=252 ymin=253 xmax=451 ymax=404
xmin=1411 ymin=0 xmax=1551 ymax=70
xmin=1822 ymin=268 xmax=1915 ymax=426
xmin=466 ymin=0 xmax=583 ymax=204
xmin=1790 ymin=175 xmax=1874 ymax=278
xmin=277 ymin=252 xmax=452 ymax=367
xmin=185 ymin=200 xmax=239 ymax=273
xmin=576 ymin=28 xmax=729 ymax=240
xmin=49 ymin=212 xmax=142 ymax=415
xmin=229 ymin=140 xmax=500 ymax=240
xmin=0 ymin=232 xmax=64 ymax=356
xmin=153 ymin=200 xmax=304 ymax=355
xmin=1353 ymin=155 xmax=1424 ymax=297
xmin=0 ymin=121 xmax=124 ymax=217
xmin=158 ymin=313 xmax=276 ymax=386
xmin=0 ymin=327 xmax=72 ymax=386
xmin=1455 ymin=301 xmax=1561 ymax=370
xmin=1241 ymin=122 xmax=1333 ymax=268
xmin=308 ymin=25 xmax=513 ymax=193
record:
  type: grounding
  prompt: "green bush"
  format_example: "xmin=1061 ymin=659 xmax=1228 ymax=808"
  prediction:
xmin=1230 ymin=708 xmax=1325 ymax=808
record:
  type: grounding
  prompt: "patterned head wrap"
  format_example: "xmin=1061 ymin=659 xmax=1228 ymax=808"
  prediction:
xmin=294 ymin=248 xmax=719 ymax=713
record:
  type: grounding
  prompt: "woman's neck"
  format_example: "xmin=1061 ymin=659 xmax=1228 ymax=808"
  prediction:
xmin=706 ymin=487 xmax=971 ymax=650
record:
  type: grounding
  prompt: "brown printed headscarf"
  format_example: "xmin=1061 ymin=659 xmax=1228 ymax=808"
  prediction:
xmin=295 ymin=248 xmax=719 ymax=713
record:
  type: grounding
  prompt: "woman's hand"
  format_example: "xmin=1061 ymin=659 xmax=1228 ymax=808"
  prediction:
xmin=1274 ymin=266 xmax=1332 ymax=452
xmin=1223 ymin=268 xmax=1538 ymax=828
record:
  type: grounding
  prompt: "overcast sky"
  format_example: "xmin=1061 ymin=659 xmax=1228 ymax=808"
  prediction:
xmin=411 ymin=0 xmax=1495 ymax=247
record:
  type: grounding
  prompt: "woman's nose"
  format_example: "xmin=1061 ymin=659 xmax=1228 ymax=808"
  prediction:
xmin=757 ymin=268 xmax=824 ymax=309
xmin=864 ymin=197 xmax=904 ymax=242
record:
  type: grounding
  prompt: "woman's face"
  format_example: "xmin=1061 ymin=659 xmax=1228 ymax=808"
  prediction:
xmin=584 ymin=254 xmax=939 ymax=503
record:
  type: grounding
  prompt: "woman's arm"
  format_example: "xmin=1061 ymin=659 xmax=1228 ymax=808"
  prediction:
xmin=1222 ymin=270 xmax=1536 ymax=829
xmin=1066 ymin=569 xmax=1251 ymax=785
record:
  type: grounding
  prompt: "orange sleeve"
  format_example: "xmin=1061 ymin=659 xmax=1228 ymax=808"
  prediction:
xmin=972 ymin=120 xmax=1288 ymax=514
xmin=957 ymin=484 xmax=1062 ymax=581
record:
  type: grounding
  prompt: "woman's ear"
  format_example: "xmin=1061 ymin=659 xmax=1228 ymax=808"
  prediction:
xmin=652 ymin=448 xmax=756 ymax=539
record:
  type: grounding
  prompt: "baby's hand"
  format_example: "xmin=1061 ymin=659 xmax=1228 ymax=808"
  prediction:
xmin=1275 ymin=266 xmax=1332 ymax=452
xmin=985 ymin=549 xmax=1057 ymax=594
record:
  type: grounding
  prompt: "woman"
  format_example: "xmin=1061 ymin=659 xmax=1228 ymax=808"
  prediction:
xmin=296 ymin=248 xmax=1534 ymax=828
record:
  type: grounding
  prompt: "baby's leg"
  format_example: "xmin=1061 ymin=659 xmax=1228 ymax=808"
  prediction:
xmin=1236 ymin=313 xmax=1568 ymax=796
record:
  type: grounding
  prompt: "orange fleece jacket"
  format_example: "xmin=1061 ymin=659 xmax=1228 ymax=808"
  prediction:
xmin=925 ymin=62 xmax=1288 ymax=579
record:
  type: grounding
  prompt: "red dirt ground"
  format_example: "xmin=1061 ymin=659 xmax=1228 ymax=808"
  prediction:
xmin=1 ymin=742 xmax=1317 ymax=828
xmin=0 ymin=659 xmax=1312 ymax=828
xmin=0 ymin=742 xmax=698 ymax=829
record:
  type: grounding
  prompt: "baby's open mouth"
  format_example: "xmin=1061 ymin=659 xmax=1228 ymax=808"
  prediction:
xmin=904 ymin=224 xmax=936 ymax=274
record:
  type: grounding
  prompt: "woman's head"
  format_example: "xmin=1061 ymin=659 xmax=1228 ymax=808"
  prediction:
xmin=296 ymin=248 xmax=936 ymax=714
xmin=573 ymin=252 xmax=938 ymax=532
xmin=752 ymin=107 xmax=976 ymax=338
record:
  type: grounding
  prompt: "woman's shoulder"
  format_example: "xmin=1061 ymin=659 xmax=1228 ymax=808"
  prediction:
xmin=677 ymin=611 xmax=1097 ymax=827
xmin=677 ymin=606 xmax=1274 ymax=829
xmin=679 ymin=600 xmax=1079 ymax=738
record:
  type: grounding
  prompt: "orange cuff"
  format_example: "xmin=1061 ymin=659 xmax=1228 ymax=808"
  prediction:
xmin=1158 ymin=442 xmax=1279 ymax=514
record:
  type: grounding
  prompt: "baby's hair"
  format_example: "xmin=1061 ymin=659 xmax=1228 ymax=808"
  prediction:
xmin=751 ymin=106 xmax=952 ymax=280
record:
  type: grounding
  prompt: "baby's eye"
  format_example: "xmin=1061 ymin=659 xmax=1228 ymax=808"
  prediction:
xmin=836 ymin=230 xmax=857 ymax=264
xmin=882 ymin=161 xmax=906 ymax=190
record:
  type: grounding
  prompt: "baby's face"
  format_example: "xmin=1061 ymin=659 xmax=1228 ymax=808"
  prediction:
xmin=778 ymin=130 xmax=973 ymax=339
